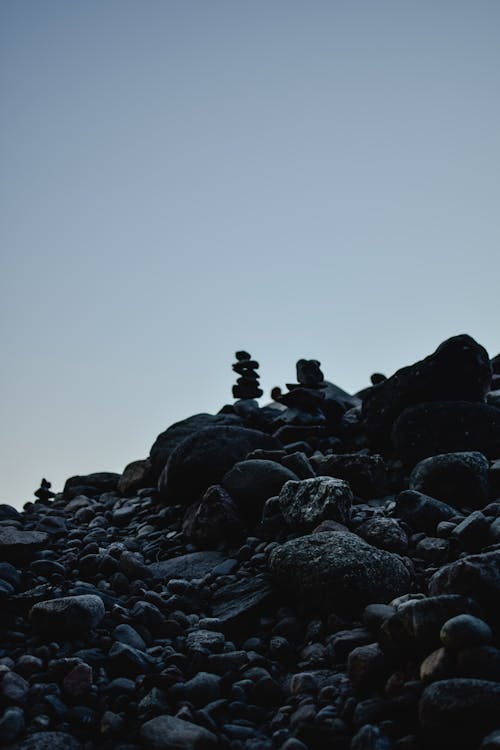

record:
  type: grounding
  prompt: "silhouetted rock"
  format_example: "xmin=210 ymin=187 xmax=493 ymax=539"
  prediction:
xmin=182 ymin=485 xmax=243 ymax=546
xmin=63 ymin=472 xmax=120 ymax=499
xmin=232 ymin=351 xmax=263 ymax=400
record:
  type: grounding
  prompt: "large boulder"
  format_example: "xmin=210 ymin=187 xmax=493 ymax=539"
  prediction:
xmin=149 ymin=413 xmax=242 ymax=480
xmin=362 ymin=335 xmax=491 ymax=451
xmin=158 ymin=426 xmax=280 ymax=505
xmin=117 ymin=458 xmax=154 ymax=495
xmin=182 ymin=485 xmax=244 ymax=547
xmin=278 ymin=477 xmax=353 ymax=531
xmin=222 ymin=460 xmax=298 ymax=521
xmin=419 ymin=679 xmax=500 ymax=748
xmin=29 ymin=595 xmax=105 ymax=636
xmin=311 ymin=453 xmax=387 ymax=498
xmin=63 ymin=472 xmax=120 ymax=500
xmin=392 ymin=400 xmax=500 ymax=466
xmin=409 ymin=451 xmax=490 ymax=508
xmin=429 ymin=550 xmax=500 ymax=615
xmin=269 ymin=531 xmax=411 ymax=614
xmin=0 ymin=528 xmax=48 ymax=564
xmin=390 ymin=490 xmax=455 ymax=534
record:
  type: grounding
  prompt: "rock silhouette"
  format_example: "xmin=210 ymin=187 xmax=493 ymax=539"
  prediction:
xmin=0 ymin=333 xmax=499 ymax=749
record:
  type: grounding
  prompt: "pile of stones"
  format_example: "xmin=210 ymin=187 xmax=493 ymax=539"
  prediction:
xmin=232 ymin=352 xmax=263 ymax=401
xmin=1 ymin=333 xmax=500 ymax=750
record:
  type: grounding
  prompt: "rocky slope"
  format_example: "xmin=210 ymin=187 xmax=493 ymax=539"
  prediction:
xmin=1 ymin=335 xmax=500 ymax=750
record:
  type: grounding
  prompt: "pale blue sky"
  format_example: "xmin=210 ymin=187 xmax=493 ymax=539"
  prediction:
xmin=1 ymin=1 xmax=499 ymax=507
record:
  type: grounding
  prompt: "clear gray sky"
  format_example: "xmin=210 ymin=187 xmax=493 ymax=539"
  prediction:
xmin=1 ymin=1 xmax=499 ymax=508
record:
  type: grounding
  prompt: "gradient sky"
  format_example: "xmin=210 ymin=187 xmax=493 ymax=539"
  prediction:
xmin=1 ymin=1 xmax=499 ymax=508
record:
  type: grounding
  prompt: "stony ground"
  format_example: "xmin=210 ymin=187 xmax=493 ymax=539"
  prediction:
xmin=1 ymin=335 xmax=500 ymax=750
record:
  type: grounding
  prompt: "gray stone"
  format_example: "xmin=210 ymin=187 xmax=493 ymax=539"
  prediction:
xmin=148 ymin=551 xmax=226 ymax=581
xmin=278 ymin=477 xmax=353 ymax=531
xmin=222 ymin=460 xmax=298 ymax=520
xmin=429 ymin=550 xmax=500 ymax=615
xmin=113 ymin=623 xmax=147 ymax=651
xmin=6 ymin=731 xmax=82 ymax=750
xmin=269 ymin=531 xmax=411 ymax=614
xmin=409 ymin=452 xmax=490 ymax=508
xmin=0 ymin=528 xmax=48 ymax=563
xmin=29 ymin=594 xmax=105 ymax=635
xmin=391 ymin=490 xmax=455 ymax=534
xmin=440 ymin=614 xmax=492 ymax=649
xmin=139 ymin=714 xmax=217 ymax=749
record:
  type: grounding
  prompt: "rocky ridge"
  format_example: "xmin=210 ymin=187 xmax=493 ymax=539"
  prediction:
xmin=1 ymin=334 xmax=500 ymax=749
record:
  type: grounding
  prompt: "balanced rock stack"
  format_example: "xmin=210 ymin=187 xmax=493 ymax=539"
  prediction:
xmin=232 ymin=350 xmax=263 ymax=400
xmin=1 ymin=333 xmax=500 ymax=750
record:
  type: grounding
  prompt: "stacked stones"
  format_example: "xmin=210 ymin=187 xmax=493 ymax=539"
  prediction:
xmin=33 ymin=478 xmax=55 ymax=504
xmin=232 ymin=351 xmax=263 ymax=400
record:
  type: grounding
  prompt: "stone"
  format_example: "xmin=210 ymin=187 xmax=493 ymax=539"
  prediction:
xmin=108 ymin=642 xmax=155 ymax=676
xmin=419 ymin=679 xmax=500 ymax=748
xmin=149 ymin=412 xmax=242 ymax=480
xmin=278 ymin=477 xmax=353 ymax=531
xmin=6 ymin=732 xmax=82 ymax=750
xmin=440 ymin=614 xmax=492 ymax=649
xmin=211 ymin=577 xmax=273 ymax=636
xmin=182 ymin=485 xmax=243 ymax=547
xmin=185 ymin=629 xmax=225 ymax=653
xmin=347 ymin=643 xmax=388 ymax=693
xmin=391 ymin=490 xmax=455 ymax=534
xmin=118 ymin=458 xmax=153 ymax=495
xmin=139 ymin=715 xmax=217 ymax=749
xmin=351 ymin=724 xmax=391 ymax=750
xmin=0 ymin=528 xmax=48 ymax=563
xmin=378 ymin=594 xmax=480 ymax=655
xmin=457 ymin=646 xmax=500 ymax=681
xmin=170 ymin=672 xmax=221 ymax=706
xmin=269 ymin=532 xmax=411 ymax=614
xmin=393 ymin=401 xmax=500 ymax=466
xmin=409 ymin=452 xmax=490 ymax=508
xmin=63 ymin=472 xmax=120 ymax=499
xmin=158 ymin=426 xmax=280 ymax=504
xmin=296 ymin=359 xmax=324 ymax=387
xmin=62 ymin=662 xmax=93 ymax=697
xmin=311 ymin=453 xmax=387 ymax=498
xmin=0 ymin=505 xmax=20 ymax=522
xmin=429 ymin=550 xmax=500 ymax=615
xmin=1 ymin=671 xmax=29 ymax=703
xmin=420 ymin=647 xmax=456 ymax=683
xmin=113 ymin=623 xmax=147 ymax=651
xmin=148 ymin=551 xmax=226 ymax=581
xmin=222 ymin=460 xmax=298 ymax=521
xmin=0 ymin=706 xmax=24 ymax=744
xmin=232 ymin=351 xmax=263 ymax=399
xmin=450 ymin=511 xmax=490 ymax=551
xmin=357 ymin=517 xmax=408 ymax=553
xmin=482 ymin=730 xmax=500 ymax=750
xmin=361 ymin=334 xmax=492 ymax=451
xmin=29 ymin=594 xmax=105 ymax=635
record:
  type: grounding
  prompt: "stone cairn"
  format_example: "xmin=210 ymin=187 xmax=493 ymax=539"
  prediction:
xmin=33 ymin=478 xmax=55 ymax=503
xmin=232 ymin=350 xmax=263 ymax=400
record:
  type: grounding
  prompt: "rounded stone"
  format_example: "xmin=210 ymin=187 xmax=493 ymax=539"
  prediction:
xmin=440 ymin=614 xmax=493 ymax=650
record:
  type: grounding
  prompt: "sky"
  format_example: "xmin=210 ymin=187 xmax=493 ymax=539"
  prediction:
xmin=1 ymin=1 xmax=499 ymax=508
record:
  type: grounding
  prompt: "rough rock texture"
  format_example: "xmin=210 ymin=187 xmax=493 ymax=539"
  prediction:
xmin=409 ymin=451 xmax=490 ymax=508
xmin=0 ymin=529 xmax=48 ymax=563
xmin=29 ymin=594 xmax=105 ymax=635
xmin=429 ymin=550 xmax=500 ymax=614
xmin=139 ymin=714 xmax=217 ymax=749
xmin=269 ymin=532 xmax=411 ymax=613
xmin=278 ymin=477 xmax=353 ymax=531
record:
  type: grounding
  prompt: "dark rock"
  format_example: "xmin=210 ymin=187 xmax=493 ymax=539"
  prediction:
xmin=429 ymin=550 xmax=500 ymax=614
xmin=171 ymin=672 xmax=221 ymax=706
xmin=63 ymin=472 xmax=120 ymax=499
xmin=415 ymin=536 xmax=450 ymax=563
xmin=278 ymin=477 xmax=353 ymax=531
xmin=409 ymin=452 xmax=490 ymax=508
xmin=391 ymin=490 xmax=455 ymax=534
xmin=393 ymin=400 xmax=500 ymax=465
xmin=6 ymin=732 xmax=82 ymax=750
xmin=378 ymin=594 xmax=480 ymax=655
xmin=148 ymin=551 xmax=226 ymax=581
xmin=362 ymin=334 xmax=492 ymax=451
xmin=0 ymin=505 xmax=20 ymax=522
xmin=296 ymin=359 xmax=324 ymax=387
xmin=357 ymin=517 xmax=408 ymax=553
xmin=351 ymin=724 xmax=391 ymax=750
xmin=1 ymin=671 xmax=29 ymax=703
xmin=482 ymin=730 xmax=500 ymax=750
xmin=440 ymin=614 xmax=492 ymax=649
xmin=311 ymin=453 xmax=387 ymax=498
xmin=108 ymin=642 xmax=155 ymax=676
xmin=29 ymin=594 xmax=105 ymax=635
xmin=450 ymin=511 xmax=490 ymax=551
xmin=139 ymin=715 xmax=217 ymax=749
xmin=457 ymin=646 xmax=500 ymax=681
xmin=149 ymin=412 xmax=242 ymax=480
xmin=118 ymin=458 xmax=154 ymax=495
xmin=280 ymin=452 xmax=316 ymax=479
xmin=158 ymin=426 xmax=280 ymax=504
xmin=419 ymin=679 xmax=500 ymax=748
xmin=0 ymin=528 xmax=48 ymax=563
xmin=211 ymin=577 xmax=273 ymax=636
xmin=269 ymin=532 xmax=411 ymax=614
xmin=348 ymin=643 xmax=389 ymax=693
xmin=420 ymin=647 xmax=456 ymax=683
xmin=222 ymin=460 xmax=297 ymax=521
xmin=182 ymin=486 xmax=243 ymax=547
xmin=0 ymin=706 xmax=24 ymax=743
xmin=62 ymin=662 xmax=93 ymax=697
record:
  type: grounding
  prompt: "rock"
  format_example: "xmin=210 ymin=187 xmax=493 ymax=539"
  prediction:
xmin=148 ymin=551 xmax=226 ymax=581
xmin=392 ymin=401 xmax=500 ymax=465
xmin=118 ymin=458 xmax=154 ymax=495
xmin=1 ymin=672 xmax=29 ymax=703
xmin=139 ymin=714 xmax=217 ymax=749
xmin=311 ymin=453 xmax=387 ymax=498
xmin=149 ymin=413 xmax=241 ymax=480
xmin=62 ymin=662 xmax=93 ymax=697
xmin=361 ymin=334 xmax=492 ymax=451
xmin=185 ymin=629 xmax=225 ymax=653
xmin=347 ymin=643 xmax=388 ymax=693
xmin=440 ymin=614 xmax=492 ymax=649
xmin=415 ymin=536 xmax=450 ymax=563
xmin=482 ymin=730 xmax=500 ymax=750
xmin=357 ymin=517 xmax=408 ymax=553
xmin=170 ymin=672 xmax=221 ymax=707
xmin=450 ymin=511 xmax=490 ymax=551
xmin=296 ymin=359 xmax=324 ymax=387
xmin=211 ymin=577 xmax=273 ymax=636
xmin=0 ymin=505 xmax=20 ymax=522
xmin=378 ymin=594 xmax=480 ymax=655
xmin=63 ymin=472 xmax=120 ymax=499
xmin=108 ymin=642 xmax=155 ymax=676
xmin=182 ymin=485 xmax=243 ymax=547
xmin=419 ymin=679 xmax=500 ymax=748
xmin=113 ymin=623 xmax=147 ymax=651
xmin=232 ymin=351 xmax=263 ymax=399
xmin=0 ymin=706 xmax=24 ymax=743
xmin=0 ymin=528 xmax=48 ymax=563
xmin=409 ymin=452 xmax=490 ymax=508
xmin=222 ymin=460 xmax=298 ymax=521
xmin=158 ymin=426 xmax=280 ymax=504
xmin=391 ymin=490 xmax=455 ymax=534
xmin=6 ymin=732 xmax=82 ymax=750
xmin=269 ymin=532 xmax=411 ymax=614
xmin=29 ymin=594 xmax=105 ymax=635
xmin=457 ymin=646 xmax=500 ymax=681
xmin=429 ymin=550 xmax=500 ymax=614
xmin=278 ymin=477 xmax=353 ymax=531
xmin=420 ymin=647 xmax=456 ymax=683
xmin=351 ymin=724 xmax=391 ymax=750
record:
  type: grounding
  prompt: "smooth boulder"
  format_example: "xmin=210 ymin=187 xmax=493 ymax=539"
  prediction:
xmin=29 ymin=594 xmax=105 ymax=635
xmin=409 ymin=451 xmax=490 ymax=508
xmin=269 ymin=531 xmax=411 ymax=614
xmin=139 ymin=714 xmax=217 ymax=749
xmin=222 ymin=460 xmax=298 ymax=521
xmin=0 ymin=528 xmax=48 ymax=563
